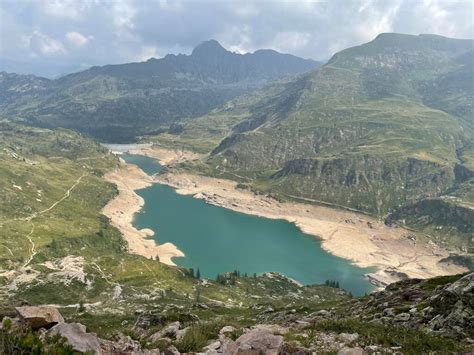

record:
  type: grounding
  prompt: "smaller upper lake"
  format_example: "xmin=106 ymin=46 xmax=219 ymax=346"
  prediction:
xmin=123 ymin=154 xmax=375 ymax=296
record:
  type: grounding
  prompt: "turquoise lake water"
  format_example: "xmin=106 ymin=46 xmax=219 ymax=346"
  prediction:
xmin=123 ymin=154 xmax=375 ymax=295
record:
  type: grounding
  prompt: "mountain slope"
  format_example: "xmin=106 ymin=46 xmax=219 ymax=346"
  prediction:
xmin=0 ymin=41 xmax=320 ymax=141
xmin=151 ymin=34 xmax=474 ymax=250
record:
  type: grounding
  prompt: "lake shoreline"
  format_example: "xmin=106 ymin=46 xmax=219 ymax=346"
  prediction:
xmin=106 ymin=144 xmax=467 ymax=287
xmin=154 ymin=171 xmax=466 ymax=287
xmin=102 ymin=159 xmax=184 ymax=265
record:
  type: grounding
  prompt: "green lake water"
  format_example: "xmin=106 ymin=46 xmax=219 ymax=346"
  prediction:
xmin=123 ymin=154 xmax=375 ymax=295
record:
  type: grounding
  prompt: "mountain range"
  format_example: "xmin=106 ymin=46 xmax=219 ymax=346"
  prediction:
xmin=0 ymin=40 xmax=319 ymax=141
xmin=152 ymin=33 xmax=474 ymax=252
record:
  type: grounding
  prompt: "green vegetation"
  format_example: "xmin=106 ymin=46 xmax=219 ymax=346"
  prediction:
xmin=149 ymin=33 xmax=474 ymax=251
xmin=309 ymin=319 xmax=462 ymax=354
xmin=0 ymin=322 xmax=73 ymax=354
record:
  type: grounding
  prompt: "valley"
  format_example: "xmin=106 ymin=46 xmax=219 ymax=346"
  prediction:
xmin=111 ymin=145 xmax=466 ymax=289
xmin=0 ymin=29 xmax=473 ymax=354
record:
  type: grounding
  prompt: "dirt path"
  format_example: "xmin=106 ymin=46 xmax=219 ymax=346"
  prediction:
xmin=23 ymin=225 xmax=36 ymax=268
xmin=36 ymin=173 xmax=87 ymax=217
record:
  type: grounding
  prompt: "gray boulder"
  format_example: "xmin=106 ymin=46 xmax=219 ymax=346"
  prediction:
xmin=16 ymin=306 xmax=64 ymax=330
xmin=48 ymin=322 xmax=101 ymax=354
xmin=224 ymin=329 xmax=283 ymax=354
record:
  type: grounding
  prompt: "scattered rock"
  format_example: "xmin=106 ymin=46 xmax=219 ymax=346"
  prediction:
xmin=16 ymin=306 xmax=64 ymax=330
xmin=204 ymin=340 xmax=222 ymax=352
xmin=220 ymin=325 xmax=236 ymax=335
xmin=382 ymin=308 xmax=395 ymax=317
xmin=149 ymin=321 xmax=181 ymax=341
xmin=252 ymin=323 xmax=289 ymax=335
xmin=338 ymin=332 xmax=359 ymax=344
xmin=101 ymin=333 xmax=142 ymax=353
xmin=163 ymin=345 xmax=180 ymax=355
xmin=394 ymin=312 xmax=410 ymax=322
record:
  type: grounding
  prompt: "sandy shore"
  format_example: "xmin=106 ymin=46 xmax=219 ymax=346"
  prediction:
xmin=129 ymin=146 xmax=201 ymax=166
xmin=102 ymin=159 xmax=184 ymax=265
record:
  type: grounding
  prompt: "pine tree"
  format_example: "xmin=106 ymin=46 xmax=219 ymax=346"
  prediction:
xmin=196 ymin=268 xmax=201 ymax=279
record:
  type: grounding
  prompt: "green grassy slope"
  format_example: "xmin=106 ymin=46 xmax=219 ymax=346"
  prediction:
xmin=149 ymin=33 xmax=474 ymax=250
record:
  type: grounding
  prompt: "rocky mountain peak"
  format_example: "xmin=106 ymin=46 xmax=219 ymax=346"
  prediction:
xmin=192 ymin=39 xmax=228 ymax=56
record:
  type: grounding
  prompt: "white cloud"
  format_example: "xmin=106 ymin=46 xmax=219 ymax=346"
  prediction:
xmin=354 ymin=1 xmax=401 ymax=41
xmin=138 ymin=45 xmax=160 ymax=61
xmin=41 ymin=0 xmax=87 ymax=20
xmin=0 ymin=0 xmax=472 ymax=77
xmin=271 ymin=31 xmax=311 ymax=53
xmin=28 ymin=30 xmax=67 ymax=57
xmin=65 ymin=31 xmax=90 ymax=47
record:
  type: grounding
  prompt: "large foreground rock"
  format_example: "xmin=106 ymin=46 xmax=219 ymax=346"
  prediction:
xmin=48 ymin=322 xmax=101 ymax=354
xmin=224 ymin=329 xmax=283 ymax=354
xmin=15 ymin=306 xmax=64 ymax=330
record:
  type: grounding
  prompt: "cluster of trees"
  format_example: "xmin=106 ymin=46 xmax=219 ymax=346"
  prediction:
xmin=215 ymin=270 xmax=257 ymax=285
xmin=185 ymin=268 xmax=261 ymax=285
xmin=325 ymin=280 xmax=340 ymax=288
xmin=187 ymin=268 xmax=201 ymax=279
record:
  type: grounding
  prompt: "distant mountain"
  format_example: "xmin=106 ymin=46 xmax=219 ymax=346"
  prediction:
xmin=0 ymin=40 xmax=320 ymax=141
xmin=157 ymin=33 xmax=474 ymax=249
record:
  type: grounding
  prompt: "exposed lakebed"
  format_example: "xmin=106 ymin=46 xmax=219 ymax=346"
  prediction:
xmin=123 ymin=154 xmax=375 ymax=295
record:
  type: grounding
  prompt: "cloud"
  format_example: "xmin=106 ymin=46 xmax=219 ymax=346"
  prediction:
xmin=65 ymin=31 xmax=90 ymax=47
xmin=28 ymin=30 xmax=67 ymax=57
xmin=1 ymin=0 xmax=472 ymax=77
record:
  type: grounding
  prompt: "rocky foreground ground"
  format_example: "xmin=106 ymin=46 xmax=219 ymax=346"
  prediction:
xmin=1 ymin=273 xmax=472 ymax=354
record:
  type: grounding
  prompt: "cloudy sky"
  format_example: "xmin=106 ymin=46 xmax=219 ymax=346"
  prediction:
xmin=1 ymin=0 xmax=473 ymax=78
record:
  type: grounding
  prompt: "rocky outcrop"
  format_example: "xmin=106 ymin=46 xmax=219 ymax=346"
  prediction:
xmin=428 ymin=272 xmax=473 ymax=337
xmin=386 ymin=197 xmax=474 ymax=243
xmin=15 ymin=306 xmax=64 ymax=330
xmin=270 ymin=156 xmax=455 ymax=215
xmin=149 ymin=321 xmax=183 ymax=342
xmin=349 ymin=272 xmax=473 ymax=339
xmin=48 ymin=323 xmax=101 ymax=354
xmin=223 ymin=329 xmax=283 ymax=354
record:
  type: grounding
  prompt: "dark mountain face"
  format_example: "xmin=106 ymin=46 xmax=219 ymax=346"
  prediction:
xmin=0 ymin=40 xmax=320 ymax=141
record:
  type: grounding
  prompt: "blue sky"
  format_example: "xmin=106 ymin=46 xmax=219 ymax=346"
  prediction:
xmin=1 ymin=0 xmax=473 ymax=77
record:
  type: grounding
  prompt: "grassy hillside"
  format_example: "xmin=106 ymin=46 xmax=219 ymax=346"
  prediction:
xmin=147 ymin=34 xmax=474 ymax=251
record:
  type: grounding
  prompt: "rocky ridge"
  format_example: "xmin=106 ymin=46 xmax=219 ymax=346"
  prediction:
xmin=1 ymin=273 xmax=472 ymax=354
